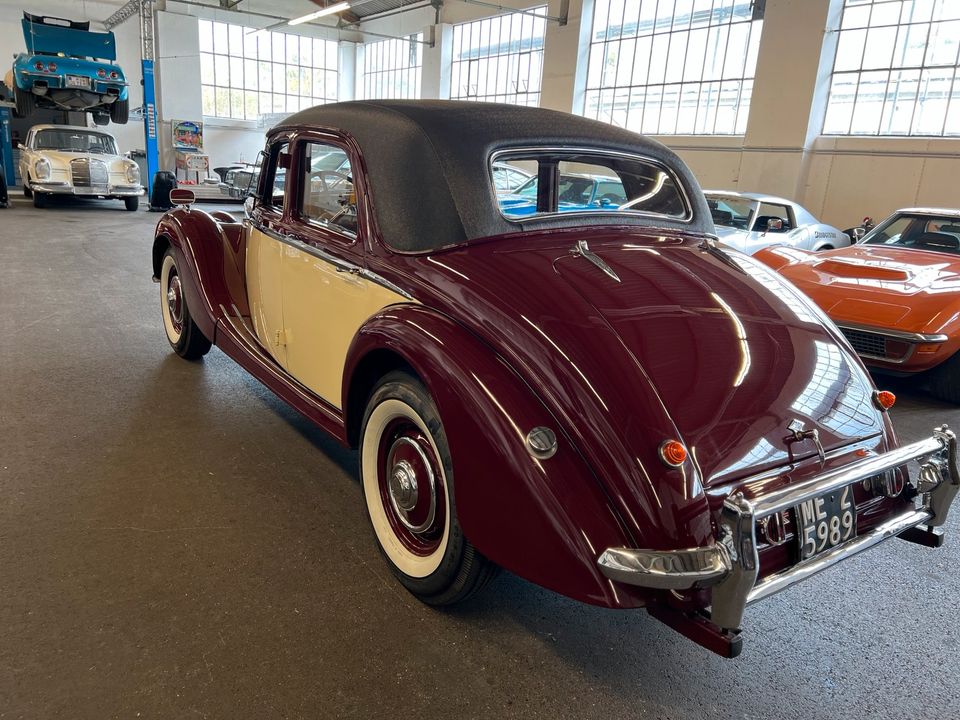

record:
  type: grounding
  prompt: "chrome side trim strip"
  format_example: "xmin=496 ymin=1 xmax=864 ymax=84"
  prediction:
xmin=836 ymin=322 xmax=948 ymax=345
xmin=246 ymin=220 xmax=414 ymax=300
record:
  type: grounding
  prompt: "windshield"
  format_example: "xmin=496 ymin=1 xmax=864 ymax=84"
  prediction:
xmin=864 ymin=214 xmax=960 ymax=255
xmin=705 ymin=195 xmax=755 ymax=230
xmin=35 ymin=129 xmax=118 ymax=154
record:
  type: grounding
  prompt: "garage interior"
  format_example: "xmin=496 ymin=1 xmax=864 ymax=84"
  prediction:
xmin=1 ymin=0 xmax=959 ymax=718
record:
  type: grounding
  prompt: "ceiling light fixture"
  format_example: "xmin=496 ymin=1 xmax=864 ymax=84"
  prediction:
xmin=288 ymin=2 xmax=351 ymax=25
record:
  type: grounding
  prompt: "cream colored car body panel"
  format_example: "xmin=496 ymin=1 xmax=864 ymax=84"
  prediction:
xmin=246 ymin=225 xmax=288 ymax=367
xmin=280 ymin=241 xmax=409 ymax=409
xmin=244 ymin=223 xmax=412 ymax=409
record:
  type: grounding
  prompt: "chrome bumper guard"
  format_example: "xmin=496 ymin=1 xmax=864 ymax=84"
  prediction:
xmin=597 ymin=426 xmax=959 ymax=631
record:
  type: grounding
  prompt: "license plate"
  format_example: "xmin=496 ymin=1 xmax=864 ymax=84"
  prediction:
xmin=66 ymin=75 xmax=91 ymax=89
xmin=795 ymin=485 xmax=856 ymax=561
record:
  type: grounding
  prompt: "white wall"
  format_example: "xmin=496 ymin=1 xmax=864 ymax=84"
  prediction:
xmin=639 ymin=0 xmax=960 ymax=228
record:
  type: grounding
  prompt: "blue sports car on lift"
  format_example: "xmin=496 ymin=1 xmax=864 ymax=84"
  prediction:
xmin=499 ymin=172 xmax=628 ymax=216
xmin=4 ymin=13 xmax=129 ymax=125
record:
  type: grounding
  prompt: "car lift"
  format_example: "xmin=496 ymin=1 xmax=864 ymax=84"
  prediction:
xmin=104 ymin=0 xmax=159 ymax=197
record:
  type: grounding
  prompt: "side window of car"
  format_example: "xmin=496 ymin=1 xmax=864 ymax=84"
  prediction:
xmin=756 ymin=203 xmax=792 ymax=232
xmin=300 ymin=141 xmax=356 ymax=237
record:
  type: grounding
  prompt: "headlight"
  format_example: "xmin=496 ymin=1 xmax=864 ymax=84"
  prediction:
xmin=34 ymin=158 xmax=51 ymax=181
xmin=125 ymin=161 xmax=140 ymax=185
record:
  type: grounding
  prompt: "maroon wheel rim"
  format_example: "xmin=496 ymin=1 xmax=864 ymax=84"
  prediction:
xmin=376 ymin=418 xmax=446 ymax=556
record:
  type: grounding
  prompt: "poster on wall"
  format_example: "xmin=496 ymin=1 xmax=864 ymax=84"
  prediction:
xmin=172 ymin=120 xmax=203 ymax=152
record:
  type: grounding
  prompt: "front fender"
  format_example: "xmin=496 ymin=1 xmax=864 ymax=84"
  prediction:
xmin=153 ymin=208 xmax=246 ymax=343
xmin=344 ymin=305 xmax=648 ymax=608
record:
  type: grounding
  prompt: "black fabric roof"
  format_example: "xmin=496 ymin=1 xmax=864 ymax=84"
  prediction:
xmin=275 ymin=100 xmax=713 ymax=252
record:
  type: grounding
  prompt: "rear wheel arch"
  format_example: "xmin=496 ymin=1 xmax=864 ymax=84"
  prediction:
xmin=152 ymin=234 xmax=172 ymax=279
xmin=345 ymin=348 xmax=419 ymax=448
xmin=342 ymin=308 xmax=640 ymax=606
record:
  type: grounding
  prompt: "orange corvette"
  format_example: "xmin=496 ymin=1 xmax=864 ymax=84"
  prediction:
xmin=755 ymin=208 xmax=960 ymax=403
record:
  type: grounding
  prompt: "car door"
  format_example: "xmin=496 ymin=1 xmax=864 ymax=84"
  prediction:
xmin=245 ymin=138 xmax=290 ymax=366
xmin=279 ymin=136 xmax=410 ymax=410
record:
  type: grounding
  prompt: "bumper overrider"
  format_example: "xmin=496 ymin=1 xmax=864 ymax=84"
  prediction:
xmin=597 ymin=426 xmax=959 ymax=653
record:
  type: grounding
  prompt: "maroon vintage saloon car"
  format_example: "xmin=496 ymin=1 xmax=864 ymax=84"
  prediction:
xmin=152 ymin=101 xmax=959 ymax=657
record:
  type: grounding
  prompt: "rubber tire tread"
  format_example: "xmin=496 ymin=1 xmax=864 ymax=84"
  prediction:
xmin=361 ymin=370 xmax=499 ymax=606
xmin=14 ymin=86 xmax=35 ymax=118
xmin=110 ymin=99 xmax=129 ymax=124
xmin=163 ymin=248 xmax=212 ymax=360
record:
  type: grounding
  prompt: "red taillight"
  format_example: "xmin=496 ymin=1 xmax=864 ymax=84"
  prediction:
xmin=47 ymin=62 xmax=57 ymax=72
xmin=110 ymin=71 xmax=118 ymax=79
xmin=34 ymin=61 xmax=44 ymax=71
xmin=659 ymin=440 xmax=688 ymax=467
xmin=875 ymin=390 xmax=896 ymax=410
xmin=97 ymin=68 xmax=107 ymax=78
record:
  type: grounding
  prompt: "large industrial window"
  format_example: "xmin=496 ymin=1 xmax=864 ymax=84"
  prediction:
xmin=360 ymin=35 xmax=424 ymax=99
xmin=199 ymin=20 xmax=339 ymax=120
xmin=449 ymin=7 xmax=548 ymax=106
xmin=823 ymin=1 xmax=960 ymax=136
xmin=582 ymin=0 xmax=764 ymax=135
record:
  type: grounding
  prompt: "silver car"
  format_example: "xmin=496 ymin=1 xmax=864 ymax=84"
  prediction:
xmin=705 ymin=190 xmax=850 ymax=255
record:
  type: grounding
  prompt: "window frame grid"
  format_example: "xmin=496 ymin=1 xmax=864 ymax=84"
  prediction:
xmin=199 ymin=19 xmax=339 ymax=121
xmin=360 ymin=34 xmax=424 ymax=100
xmin=449 ymin=6 xmax=548 ymax=107
xmin=582 ymin=0 xmax=764 ymax=136
xmin=823 ymin=0 xmax=960 ymax=137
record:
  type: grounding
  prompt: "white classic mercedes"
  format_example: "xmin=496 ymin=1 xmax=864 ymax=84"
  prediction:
xmin=19 ymin=124 xmax=144 ymax=210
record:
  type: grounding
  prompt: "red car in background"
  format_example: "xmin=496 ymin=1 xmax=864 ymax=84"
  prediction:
xmin=757 ymin=208 xmax=960 ymax=403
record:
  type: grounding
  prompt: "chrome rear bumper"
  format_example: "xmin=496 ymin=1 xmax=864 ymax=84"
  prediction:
xmin=597 ymin=425 xmax=959 ymax=631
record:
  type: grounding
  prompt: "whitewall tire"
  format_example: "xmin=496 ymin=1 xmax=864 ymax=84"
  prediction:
xmin=359 ymin=371 xmax=497 ymax=604
xmin=160 ymin=248 xmax=211 ymax=360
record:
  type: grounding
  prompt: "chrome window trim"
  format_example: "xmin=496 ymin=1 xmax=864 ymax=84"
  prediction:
xmin=247 ymin=220 xmax=414 ymax=300
xmin=489 ymin=146 xmax=694 ymax=225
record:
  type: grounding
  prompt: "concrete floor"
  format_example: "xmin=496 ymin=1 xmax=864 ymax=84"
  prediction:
xmin=1 ymin=195 xmax=959 ymax=720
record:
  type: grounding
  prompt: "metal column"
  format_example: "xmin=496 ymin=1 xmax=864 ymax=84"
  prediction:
xmin=105 ymin=0 xmax=159 ymax=196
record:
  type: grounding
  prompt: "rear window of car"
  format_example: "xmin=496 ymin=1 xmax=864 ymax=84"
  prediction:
xmin=493 ymin=149 xmax=688 ymax=222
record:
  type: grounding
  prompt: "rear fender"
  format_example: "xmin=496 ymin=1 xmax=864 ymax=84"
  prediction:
xmin=152 ymin=208 xmax=247 ymax=342
xmin=343 ymin=306 xmax=645 ymax=607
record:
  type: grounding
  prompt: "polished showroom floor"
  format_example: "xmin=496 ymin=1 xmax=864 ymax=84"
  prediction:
xmin=1 ymin=195 xmax=958 ymax=719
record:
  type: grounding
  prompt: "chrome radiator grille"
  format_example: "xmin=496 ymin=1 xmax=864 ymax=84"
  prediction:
xmin=71 ymin=158 xmax=109 ymax=190
xmin=841 ymin=328 xmax=887 ymax=357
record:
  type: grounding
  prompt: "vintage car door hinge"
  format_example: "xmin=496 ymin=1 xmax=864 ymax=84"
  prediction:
xmin=274 ymin=329 xmax=288 ymax=347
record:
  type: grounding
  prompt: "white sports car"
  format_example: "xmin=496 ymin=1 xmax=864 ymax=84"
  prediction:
xmin=18 ymin=124 xmax=143 ymax=210
xmin=705 ymin=190 xmax=850 ymax=255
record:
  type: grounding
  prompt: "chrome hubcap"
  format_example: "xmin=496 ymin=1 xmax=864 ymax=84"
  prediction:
xmin=166 ymin=274 xmax=183 ymax=331
xmin=389 ymin=460 xmax=419 ymax=512
xmin=386 ymin=436 xmax=436 ymax=534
